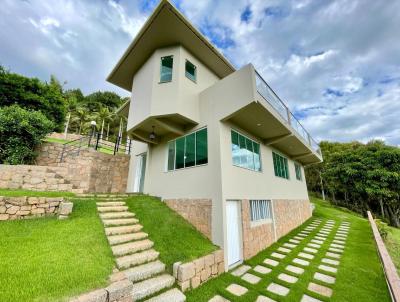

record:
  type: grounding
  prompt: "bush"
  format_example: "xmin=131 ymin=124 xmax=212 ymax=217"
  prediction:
xmin=0 ymin=105 xmax=54 ymax=164
xmin=376 ymin=219 xmax=390 ymax=240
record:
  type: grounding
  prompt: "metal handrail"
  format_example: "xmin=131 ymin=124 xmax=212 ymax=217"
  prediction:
xmin=254 ymin=70 xmax=321 ymax=155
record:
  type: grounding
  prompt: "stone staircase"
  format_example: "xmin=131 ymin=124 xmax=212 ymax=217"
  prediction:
xmin=95 ymin=195 xmax=186 ymax=302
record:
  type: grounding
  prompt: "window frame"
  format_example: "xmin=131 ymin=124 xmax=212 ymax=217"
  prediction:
xmin=272 ymin=151 xmax=290 ymax=180
xmin=159 ymin=55 xmax=173 ymax=83
xmin=294 ymin=162 xmax=303 ymax=181
xmin=185 ymin=59 xmax=197 ymax=83
xmin=249 ymin=199 xmax=273 ymax=226
xmin=166 ymin=127 xmax=208 ymax=172
xmin=231 ymin=129 xmax=262 ymax=172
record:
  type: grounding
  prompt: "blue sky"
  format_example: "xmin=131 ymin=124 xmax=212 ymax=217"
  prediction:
xmin=1 ymin=0 xmax=399 ymax=145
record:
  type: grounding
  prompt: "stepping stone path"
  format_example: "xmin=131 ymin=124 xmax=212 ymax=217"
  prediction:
xmin=242 ymin=273 xmax=261 ymax=284
xmin=278 ymin=273 xmax=298 ymax=284
xmin=231 ymin=265 xmax=251 ymax=276
xmin=254 ymin=265 xmax=272 ymax=275
xmin=286 ymin=265 xmax=304 ymax=275
xmin=95 ymin=195 xmax=185 ymax=301
xmin=267 ymin=283 xmax=289 ymax=296
xmin=226 ymin=283 xmax=248 ymax=296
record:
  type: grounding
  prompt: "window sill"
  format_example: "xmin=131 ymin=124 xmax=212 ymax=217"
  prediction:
xmin=233 ymin=164 xmax=262 ymax=173
xmin=250 ymin=218 xmax=273 ymax=228
xmin=159 ymin=80 xmax=172 ymax=84
xmin=165 ymin=163 xmax=208 ymax=172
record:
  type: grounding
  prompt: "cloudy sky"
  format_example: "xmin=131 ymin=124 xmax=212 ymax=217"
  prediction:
xmin=1 ymin=0 xmax=399 ymax=145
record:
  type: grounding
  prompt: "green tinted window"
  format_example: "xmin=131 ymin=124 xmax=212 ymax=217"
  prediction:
xmin=295 ymin=163 xmax=302 ymax=181
xmin=175 ymin=137 xmax=185 ymax=169
xmin=273 ymin=152 xmax=289 ymax=179
xmin=230 ymin=130 xmax=261 ymax=171
xmin=185 ymin=133 xmax=196 ymax=168
xmin=185 ymin=60 xmax=196 ymax=82
xmin=196 ymin=128 xmax=208 ymax=165
xmin=160 ymin=56 xmax=173 ymax=82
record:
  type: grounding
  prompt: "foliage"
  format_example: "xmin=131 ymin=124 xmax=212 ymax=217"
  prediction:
xmin=376 ymin=219 xmax=390 ymax=240
xmin=0 ymin=66 xmax=66 ymax=131
xmin=0 ymin=105 xmax=54 ymax=164
xmin=81 ymin=91 xmax=124 ymax=112
xmin=306 ymin=140 xmax=400 ymax=227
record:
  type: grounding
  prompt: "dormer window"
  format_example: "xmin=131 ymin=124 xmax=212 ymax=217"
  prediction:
xmin=160 ymin=56 xmax=173 ymax=82
xmin=185 ymin=60 xmax=197 ymax=82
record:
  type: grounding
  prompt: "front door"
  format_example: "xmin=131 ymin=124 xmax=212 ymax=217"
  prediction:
xmin=134 ymin=153 xmax=146 ymax=193
xmin=226 ymin=200 xmax=242 ymax=267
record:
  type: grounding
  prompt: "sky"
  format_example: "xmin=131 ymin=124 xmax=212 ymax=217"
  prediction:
xmin=1 ymin=0 xmax=399 ymax=146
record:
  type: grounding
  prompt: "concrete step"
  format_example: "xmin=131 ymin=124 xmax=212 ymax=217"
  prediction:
xmin=112 ymin=239 xmax=154 ymax=257
xmin=145 ymin=288 xmax=186 ymax=302
xmin=131 ymin=274 xmax=175 ymax=301
xmin=97 ymin=202 xmax=126 ymax=207
xmin=100 ymin=212 xmax=135 ymax=219
xmin=105 ymin=225 xmax=143 ymax=236
xmin=119 ymin=260 xmax=165 ymax=283
xmin=98 ymin=206 xmax=129 ymax=213
xmin=103 ymin=218 xmax=138 ymax=226
xmin=108 ymin=232 xmax=148 ymax=245
xmin=116 ymin=249 xmax=159 ymax=269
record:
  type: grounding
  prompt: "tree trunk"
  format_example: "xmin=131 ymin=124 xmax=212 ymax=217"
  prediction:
xmin=101 ymin=119 xmax=105 ymax=140
xmin=106 ymin=123 xmax=110 ymax=141
xmin=379 ymin=198 xmax=384 ymax=218
xmin=387 ymin=205 xmax=400 ymax=228
xmin=64 ymin=112 xmax=70 ymax=139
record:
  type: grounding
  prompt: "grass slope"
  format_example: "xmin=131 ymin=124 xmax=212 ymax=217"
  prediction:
xmin=0 ymin=199 xmax=114 ymax=302
xmin=386 ymin=226 xmax=400 ymax=274
xmin=125 ymin=195 xmax=218 ymax=272
xmin=186 ymin=196 xmax=390 ymax=302
xmin=0 ymin=188 xmax=75 ymax=197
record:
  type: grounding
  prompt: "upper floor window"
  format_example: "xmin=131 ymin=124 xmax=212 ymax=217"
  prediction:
xmin=160 ymin=56 xmax=173 ymax=82
xmin=185 ymin=60 xmax=197 ymax=82
xmin=250 ymin=200 xmax=272 ymax=222
xmin=273 ymin=152 xmax=289 ymax=179
xmin=167 ymin=128 xmax=208 ymax=171
xmin=231 ymin=130 xmax=261 ymax=171
xmin=295 ymin=163 xmax=302 ymax=181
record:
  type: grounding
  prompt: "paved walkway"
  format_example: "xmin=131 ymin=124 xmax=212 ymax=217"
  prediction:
xmin=209 ymin=218 xmax=351 ymax=302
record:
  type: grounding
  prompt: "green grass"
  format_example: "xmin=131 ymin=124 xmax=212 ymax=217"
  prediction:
xmin=0 ymin=199 xmax=114 ymax=302
xmin=386 ymin=226 xmax=400 ymax=274
xmin=186 ymin=196 xmax=391 ymax=302
xmin=0 ymin=188 xmax=75 ymax=197
xmin=43 ymin=137 xmax=70 ymax=144
xmin=125 ymin=195 xmax=218 ymax=272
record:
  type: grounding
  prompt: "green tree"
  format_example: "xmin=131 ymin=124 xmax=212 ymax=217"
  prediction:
xmin=82 ymin=91 xmax=123 ymax=112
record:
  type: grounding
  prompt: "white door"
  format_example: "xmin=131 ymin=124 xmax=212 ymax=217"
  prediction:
xmin=226 ymin=200 xmax=242 ymax=267
xmin=133 ymin=154 xmax=146 ymax=193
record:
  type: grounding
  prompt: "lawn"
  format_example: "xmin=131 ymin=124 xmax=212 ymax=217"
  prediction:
xmin=0 ymin=188 xmax=75 ymax=197
xmin=186 ymin=196 xmax=391 ymax=302
xmin=0 ymin=198 xmax=114 ymax=302
xmin=386 ymin=226 xmax=400 ymax=274
xmin=125 ymin=195 xmax=218 ymax=272
xmin=43 ymin=137 xmax=70 ymax=144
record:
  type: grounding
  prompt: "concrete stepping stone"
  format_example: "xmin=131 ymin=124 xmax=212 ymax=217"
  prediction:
xmin=311 ymin=239 xmax=324 ymax=244
xmin=208 ymin=295 xmax=230 ymax=302
xmin=231 ymin=265 xmax=251 ymax=276
xmin=294 ymin=236 xmax=304 ymax=240
xmin=100 ymin=211 xmax=135 ymax=219
xmin=278 ymin=247 xmax=291 ymax=253
xmin=105 ymin=224 xmax=143 ymax=235
xmin=107 ymin=232 xmax=148 ymax=245
xmin=266 ymin=283 xmax=289 ymax=296
xmin=326 ymin=252 xmax=341 ymax=259
xmin=314 ymin=272 xmax=336 ymax=284
xmin=254 ymin=265 xmax=272 ymax=275
xmin=318 ymin=264 xmax=337 ymax=273
xmin=112 ymin=239 xmax=153 ymax=256
xmin=329 ymin=247 xmax=343 ymax=253
xmin=256 ymin=295 xmax=276 ymax=302
xmin=97 ymin=201 xmax=126 ymax=207
xmin=285 ymin=265 xmax=304 ymax=275
xmin=333 ymin=239 xmax=345 ymax=245
xmin=301 ymin=294 xmax=323 ymax=302
xmin=289 ymin=239 xmax=300 ymax=244
xmin=322 ymin=258 xmax=339 ymax=266
xmin=226 ymin=284 xmax=248 ymax=296
xmin=116 ymin=260 xmax=165 ymax=283
xmin=304 ymin=247 xmax=318 ymax=254
xmin=271 ymin=252 xmax=286 ymax=259
xmin=298 ymin=252 xmax=314 ymax=260
xmin=145 ymin=288 xmax=186 ymax=302
xmin=307 ymin=243 xmax=321 ymax=249
xmin=319 ymin=230 xmax=330 ymax=234
xmin=293 ymin=258 xmax=310 ymax=266
xmin=116 ymin=249 xmax=159 ymax=269
xmin=102 ymin=218 xmax=138 ymax=226
xmin=301 ymin=231 xmax=311 ymax=234
xmin=297 ymin=233 xmax=307 ymax=237
xmin=241 ymin=273 xmax=261 ymax=284
xmin=264 ymin=258 xmax=279 ymax=267
xmin=331 ymin=243 xmax=345 ymax=249
xmin=97 ymin=206 xmax=128 ymax=213
xmin=283 ymin=243 xmax=297 ymax=249
xmin=308 ymin=282 xmax=333 ymax=297
xmin=278 ymin=273 xmax=298 ymax=284
xmin=131 ymin=274 xmax=175 ymax=301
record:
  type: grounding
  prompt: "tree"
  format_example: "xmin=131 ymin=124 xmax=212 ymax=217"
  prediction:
xmin=95 ymin=107 xmax=113 ymax=139
xmin=71 ymin=106 xmax=93 ymax=135
xmin=82 ymin=91 xmax=124 ymax=112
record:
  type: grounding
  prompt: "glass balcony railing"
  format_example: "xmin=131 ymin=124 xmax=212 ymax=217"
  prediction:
xmin=255 ymin=70 xmax=321 ymax=155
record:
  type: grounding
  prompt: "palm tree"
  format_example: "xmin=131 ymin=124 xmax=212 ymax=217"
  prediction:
xmin=96 ymin=107 xmax=113 ymax=140
xmin=71 ymin=106 xmax=92 ymax=135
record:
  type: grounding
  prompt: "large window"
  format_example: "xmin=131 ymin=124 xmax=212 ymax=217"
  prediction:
xmin=167 ymin=128 xmax=208 ymax=171
xmin=250 ymin=200 xmax=272 ymax=221
xmin=295 ymin=163 xmax=302 ymax=181
xmin=272 ymin=152 xmax=289 ymax=179
xmin=185 ymin=60 xmax=197 ymax=82
xmin=231 ymin=130 xmax=261 ymax=171
xmin=160 ymin=56 xmax=173 ymax=82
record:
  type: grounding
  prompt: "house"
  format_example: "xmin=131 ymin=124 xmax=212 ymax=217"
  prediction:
xmin=107 ymin=0 xmax=323 ymax=270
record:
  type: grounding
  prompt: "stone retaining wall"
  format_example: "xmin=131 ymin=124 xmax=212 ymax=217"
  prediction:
xmin=164 ymin=198 xmax=212 ymax=240
xmin=0 ymin=196 xmax=73 ymax=221
xmin=173 ymin=250 xmax=224 ymax=292
xmin=70 ymin=279 xmax=133 ymax=302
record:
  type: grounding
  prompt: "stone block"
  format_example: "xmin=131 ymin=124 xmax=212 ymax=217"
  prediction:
xmin=16 ymin=210 xmax=30 ymax=216
xmin=37 ymin=203 xmax=50 ymax=209
xmin=106 ymin=279 xmax=133 ymax=301
xmin=218 ymin=261 xmax=225 ymax=274
xmin=0 ymin=214 xmax=9 ymax=220
xmin=6 ymin=206 xmax=19 ymax=215
xmin=58 ymin=201 xmax=73 ymax=215
xmin=173 ymin=261 xmax=182 ymax=279
xmin=214 ymin=250 xmax=224 ymax=263
xmin=211 ymin=264 xmax=218 ymax=275
xmin=177 ymin=280 xmax=190 ymax=292
xmin=204 ymin=254 xmax=215 ymax=267
xmin=177 ymin=262 xmax=195 ymax=282
xmin=191 ymin=275 xmax=201 ymax=289
xmin=20 ymin=205 xmax=31 ymax=211
xmin=70 ymin=288 xmax=108 ymax=302
xmin=200 ymin=266 xmax=211 ymax=282
xmin=0 ymin=206 xmax=6 ymax=214
xmin=31 ymin=208 xmax=45 ymax=214
xmin=9 ymin=197 xmax=27 ymax=206
xmin=193 ymin=257 xmax=205 ymax=273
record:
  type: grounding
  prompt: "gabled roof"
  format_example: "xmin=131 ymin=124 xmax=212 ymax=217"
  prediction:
xmin=107 ymin=0 xmax=236 ymax=91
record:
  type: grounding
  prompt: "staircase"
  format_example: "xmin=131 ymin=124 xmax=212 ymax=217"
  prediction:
xmin=94 ymin=195 xmax=186 ymax=302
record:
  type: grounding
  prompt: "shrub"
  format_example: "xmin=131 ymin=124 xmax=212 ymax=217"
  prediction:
xmin=0 ymin=105 xmax=54 ymax=164
xmin=375 ymin=219 xmax=390 ymax=240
